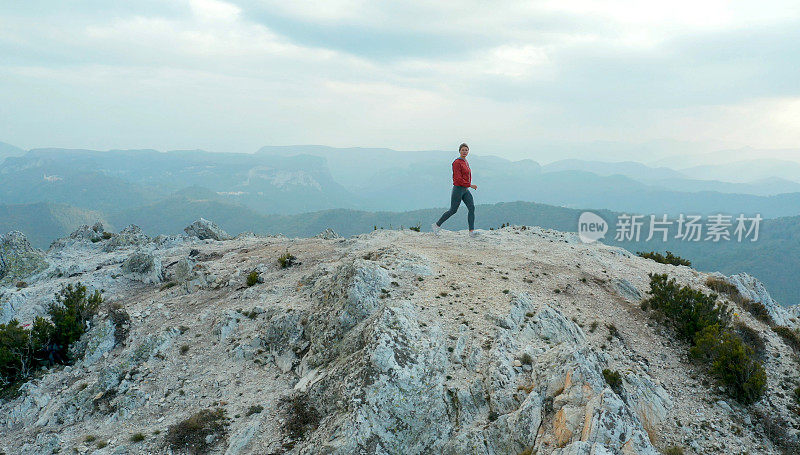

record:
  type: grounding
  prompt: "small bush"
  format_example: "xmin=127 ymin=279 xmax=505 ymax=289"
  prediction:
xmin=744 ymin=299 xmax=772 ymax=324
xmin=663 ymin=447 xmax=684 ymax=455
xmin=180 ymin=344 xmax=190 ymax=355
xmin=705 ymin=276 xmax=739 ymax=297
xmin=706 ymin=277 xmax=771 ymax=324
xmin=773 ymin=326 xmax=800 ymax=354
xmin=602 ymin=369 xmax=623 ymax=394
xmin=166 ymin=408 xmax=229 ymax=454
xmin=691 ymin=324 xmax=767 ymax=405
xmin=735 ymin=322 xmax=766 ymax=359
xmin=130 ymin=432 xmax=146 ymax=443
xmin=642 ymin=274 xmax=729 ymax=343
xmin=107 ymin=301 xmax=130 ymax=346
xmin=520 ymin=353 xmax=533 ymax=365
xmin=637 ymin=251 xmax=691 ymax=267
xmin=409 ymin=224 xmax=421 ymax=232
xmin=14 ymin=281 xmax=26 ymax=289
xmin=48 ymin=283 xmax=103 ymax=356
xmin=277 ymin=252 xmax=297 ymax=269
xmin=643 ymin=274 xmax=766 ymax=405
xmin=246 ymin=405 xmax=264 ymax=416
xmin=246 ymin=271 xmax=259 ymax=287
xmin=794 ymin=387 xmax=800 ymax=405
xmin=160 ymin=281 xmax=179 ymax=291
xmin=0 ymin=320 xmax=33 ymax=387
xmin=282 ymin=394 xmax=320 ymax=443
xmin=101 ymin=231 xmax=113 ymax=240
xmin=1 ymin=283 xmax=101 ymax=388
xmin=752 ymin=407 xmax=800 ymax=454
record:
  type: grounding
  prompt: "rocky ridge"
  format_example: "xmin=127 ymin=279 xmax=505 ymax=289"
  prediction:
xmin=0 ymin=222 xmax=798 ymax=454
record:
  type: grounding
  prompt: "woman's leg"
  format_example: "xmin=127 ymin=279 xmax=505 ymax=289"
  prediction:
xmin=436 ymin=186 xmax=464 ymax=227
xmin=462 ymin=190 xmax=475 ymax=231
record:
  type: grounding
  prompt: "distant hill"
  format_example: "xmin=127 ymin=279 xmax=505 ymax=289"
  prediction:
xmin=542 ymin=158 xmax=800 ymax=195
xmin=259 ymin=146 xmax=800 ymax=217
xmin=0 ymin=141 xmax=25 ymax=163
xmin=0 ymin=202 xmax=108 ymax=248
xmin=106 ymin=197 xmax=800 ymax=306
xmin=680 ymin=159 xmax=800 ymax=184
xmin=3 ymin=195 xmax=797 ymax=305
xmin=542 ymin=159 xmax=686 ymax=180
xmin=0 ymin=148 xmax=357 ymax=214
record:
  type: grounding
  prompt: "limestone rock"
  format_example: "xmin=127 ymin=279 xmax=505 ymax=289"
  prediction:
xmin=314 ymin=228 xmax=340 ymax=239
xmin=102 ymin=224 xmax=150 ymax=252
xmin=69 ymin=319 xmax=117 ymax=365
xmin=0 ymin=231 xmax=48 ymax=284
xmin=121 ymin=249 xmax=162 ymax=284
xmin=184 ymin=218 xmax=232 ymax=241
xmin=728 ymin=272 xmax=794 ymax=327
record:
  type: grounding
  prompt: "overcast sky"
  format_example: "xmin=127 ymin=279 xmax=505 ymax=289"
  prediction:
xmin=1 ymin=0 xmax=799 ymax=163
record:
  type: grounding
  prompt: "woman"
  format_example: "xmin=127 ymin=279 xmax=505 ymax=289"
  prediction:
xmin=432 ymin=143 xmax=478 ymax=237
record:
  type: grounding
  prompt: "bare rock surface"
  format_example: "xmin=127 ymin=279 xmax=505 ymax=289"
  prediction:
xmin=0 ymin=224 xmax=798 ymax=454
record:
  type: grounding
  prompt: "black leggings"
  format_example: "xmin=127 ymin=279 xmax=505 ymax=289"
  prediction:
xmin=436 ymin=185 xmax=475 ymax=230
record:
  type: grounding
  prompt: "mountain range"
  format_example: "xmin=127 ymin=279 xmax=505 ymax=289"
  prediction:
xmin=1 ymin=141 xmax=798 ymax=305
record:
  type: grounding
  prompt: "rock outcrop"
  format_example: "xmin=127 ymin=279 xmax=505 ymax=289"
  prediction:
xmin=728 ymin=272 xmax=797 ymax=328
xmin=0 ymin=231 xmax=48 ymax=285
xmin=103 ymin=224 xmax=150 ymax=252
xmin=184 ymin=218 xmax=232 ymax=241
xmin=0 ymin=224 xmax=798 ymax=454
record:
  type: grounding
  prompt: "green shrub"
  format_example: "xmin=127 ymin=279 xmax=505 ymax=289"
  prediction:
xmin=277 ymin=252 xmax=297 ymax=269
xmin=0 ymin=321 xmax=33 ymax=386
xmin=606 ymin=324 xmax=621 ymax=340
xmin=735 ymin=322 xmax=766 ymax=359
xmin=166 ymin=408 xmax=228 ymax=454
xmin=106 ymin=302 xmax=131 ymax=346
xmin=282 ymin=394 xmax=320 ymax=442
xmin=705 ymin=276 xmax=739 ymax=297
xmin=772 ymin=326 xmax=800 ymax=355
xmin=409 ymin=224 xmax=421 ymax=232
xmin=0 ymin=283 xmax=101 ymax=389
xmin=642 ymin=274 xmax=729 ymax=343
xmin=47 ymin=283 xmax=102 ymax=357
xmin=602 ymin=369 xmax=623 ymax=394
xmin=159 ymin=281 xmax=178 ymax=291
xmin=130 ymin=432 xmax=145 ymax=443
xmin=246 ymin=405 xmax=264 ymax=416
xmin=643 ymin=274 xmax=765 ymax=404
xmin=637 ymin=251 xmax=691 ymax=267
xmin=706 ymin=277 xmax=771 ymax=324
xmin=663 ymin=447 xmax=684 ymax=455
xmin=246 ymin=271 xmax=259 ymax=287
xmin=690 ymin=324 xmax=766 ymax=405
xmin=752 ymin=407 xmax=800 ymax=454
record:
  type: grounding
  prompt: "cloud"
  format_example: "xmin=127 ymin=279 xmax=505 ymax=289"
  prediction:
xmin=0 ymin=0 xmax=798 ymax=159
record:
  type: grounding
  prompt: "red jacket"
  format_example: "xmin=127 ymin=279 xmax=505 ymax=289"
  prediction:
xmin=452 ymin=157 xmax=471 ymax=187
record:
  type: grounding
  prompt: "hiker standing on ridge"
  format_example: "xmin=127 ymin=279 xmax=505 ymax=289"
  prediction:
xmin=432 ymin=143 xmax=478 ymax=237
